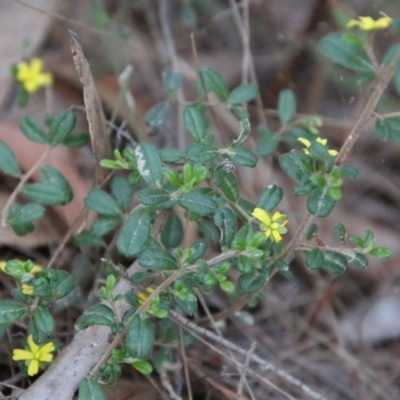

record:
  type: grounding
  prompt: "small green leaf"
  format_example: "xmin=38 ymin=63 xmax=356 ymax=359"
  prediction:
xmin=62 ymin=132 xmax=90 ymax=148
xmin=139 ymin=248 xmax=178 ymax=270
xmin=309 ymin=142 xmax=329 ymax=161
xmin=187 ymin=238 xmax=208 ymax=263
xmin=159 ymin=148 xmax=186 ymax=163
xmin=307 ymin=186 xmax=336 ymax=218
xmin=131 ymin=360 xmax=153 ymax=376
xmin=214 ymin=207 xmax=237 ymax=247
xmin=178 ymin=190 xmax=217 ymax=216
xmin=187 ymin=144 xmax=220 ymax=162
xmin=279 ymin=151 xmax=309 ymax=183
xmin=334 ymin=223 xmax=346 ymax=243
xmin=340 ymin=165 xmax=358 ymax=179
xmin=74 ymin=231 xmax=106 ymax=248
xmin=138 ymin=188 xmax=171 ymax=206
xmin=91 ymin=216 xmax=121 ymax=237
xmin=7 ymin=202 xmax=44 ymax=227
xmin=162 ymin=68 xmax=182 ymax=93
xmin=369 ymin=247 xmax=392 ymax=259
xmin=183 ymin=105 xmax=208 ymax=143
xmin=375 ymin=118 xmax=400 ymax=145
xmin=200 ymin=67 xmax=229 ymax=101
xmin=33 ymin=306 xmax=55 ymax=335
xmin=226 ymin=146 xmax=257 ymax=167
xmin=349 ymin=253 xmax=368 ymax=268
xmin=79 ymin=377 xmax=107 ymax=400
xmin=213 ymin=166 xmax=239 ymax=202
xmin=111 ymin=176 xmax=132 ymax=210
xmin=228 ymin=84 xmax=258 ymax=105
xmin=75 ymin=304 xmax=115 ymax=330
xmin=0 ymin=300 xmax=26 ymax=328
xmin=117 ymin=209 xmax=151 ymax=257
xmin=84 ymin=189 xmax=123 ymax=217
xmin=278 ymin=89 xmax=296 ymax=124
xmin=257 ymin=125 xmax=280 ymax=156
xmin=51 ymin=270 xmax=76 ymax=299
xmin=305 ymin=248 xmax=324 ymax=270
xmin=135 ymin=142 xmax=164 ymax=187
xmin=161 ymin=212 xmax=183 ymax=248
xmin=126 ymin=314 xmax=154 ymax=359
xmin=238 ymin=269 xmax=268 ymax=294
xmin=145 ymin=103 xmax=170 ymax=129
xmin=48 ymin=110 xmax=76 ymax=146
xmin=321 ymin=33 xmax=375 ymax=75
xmin=20 ymin=116 xmax=47 ymax=143
xmin=321 ymin=250 xmax=347 ymax=274
xmin=258 ymin=185 xmax=283 ymax=212
xmin=197 ymin=219 xmax=219 ymax=243
xmin=306 ymin=223 xmax=318 ymax=240
xmin=0 ymin=140 xmax=21 ymax=177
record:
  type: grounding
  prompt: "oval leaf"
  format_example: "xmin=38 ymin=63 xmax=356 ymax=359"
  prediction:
xmin=126 ymin=314 xmax=154 ymax=359
xmin=213 ymin=166 xmax=239 ymax=202
xmin=84 ymin=189 xmax=122 ymax=217
xmin=258 ymin=185 xmax=283 ymax=212
xmin=20 ymin=116 xmax=47 ymax=143
xmin=75 ymin=304 xmax=115 ymax=330
xmin=135 ymin=142 xmax=163 ymax=187
xmin=0 ymin=140 xmax=21 ymax=177
xmin=0 ymin=300 xmax=26 ymax=328
xmin=79 ymin=377 xmax=107 ymax=400
xmin=307 ymin=186 xmax=336 ymax=218
xmin=161 ymin=212 xmax=183 ymax=248
xmin=117 ymin=209 xmax=151 ymax=257
xmin=200 ymin=67 xmax=229 ymax=101
xmin=138 ymin=187 xmax=171 ymax=206
xmin=183 ymin=105 xmax=208 ymax=143
xmin=139 ymin=248 xmax=178 ymax=270
xmin=187 ymin=143 xmax=220 ymax=162
xmin=278 ymin=89 xmax=296 ymax=124
xmin=48 ymin=110 xmax=76 ymax=146
xmin=214 ymin=207 xmax=237 ymax=247
xmin=228 ymin=84 xmax=258 ymax=105
xmin=33 ymin=306 xmax=56 ymax=335
xmin=178 ymin=190 xmax=217 ymax=216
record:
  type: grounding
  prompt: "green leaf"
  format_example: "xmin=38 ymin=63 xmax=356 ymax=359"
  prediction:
xmin=134 ymin=142 xmax=164 ymax=187
xmin=349 ymin=253 xmax=368 ymax=268
xmin=51 ymin=270 xmax=76 ymax=299
xmin=178 ymin=190 xmax=217 ymax=216
xmin=257 ymin=125 xmax=280 ymax=156
xmin=159 ymin=148 xmax=186 ymax=163
xmin=369 ymin=247 xmax=392 ymax=259
xmin=126 ymin=314 xmax=154 ymax=359
xmin=187 ymin=238 xmax=208 ymax=263
xmin=375 ymin=118 xmax=400 ymax=145
xmin=309 ymin=142 xmax=329 ymax=161
xmin=162 ymin=68 xmax=182 ymax=93
xmin=200 ymin=67 xmax=229 ymax=101
xmin=139 ymin=248 xmax=178 ymax=270
xmin=138 ymin=188 xmax=171 ymax=206
xmin=306 ymin=223 xmax=318 ymax=240
xmin=334 ymin=223 xmax=346 ymax=243
xmin=145 ymin=103 xmax=170 ymax=129
xmin=321 ymin=250 xmax=347 ymax=274
xmin=214 ymin=207 xmax=237 ymax=247
xmin=228 ymin=84 xmax=258 ymax=105
xmin=161 ymin=212 xmax=183 ymax=248
xmin=20 ymin=116 xmax=47 ymax=143
xmin=22 ymin=165 xmax=73 ymax=206
xmin=0 ymin=300 xmax=26 ymax=328
xmin=48 ymin=110 xmax=76 ymax=146
xmin=278 ymin=89 xmax=296 ymax=124
xmin=79 ymin=377 xmax=107 ymax=400
xmin=213 ymin=166 xmax=239 ymax=202
xmin=91 ymin=216 xmax=121 ymax=237
xmin=238 ymin=269 xmax=268 ymax=294
xmin=340 ymin=165 xmax=358 ymax=180
xmin=226 ymin=146 xmax=257 ymax=167
xmin=305 ymin=248 xmax=324 ymax=270
xmin=307 ymin=186 xmax=336 ymax=218
xmin=321 ymin=33 xmax=375 ymax=75
xmin=62 ymin=132 xmax=90 ymax=148
xmin=33 ymin=306 xmax=55 ymax=335
xmin=279 ymin=151 xmax=309 ymax=183
xmin=131 ymin=360 xmax=153 ymax=376
xmin=75 ymin=304 xmax=115 ymax=330
xmin=117 ymin=209 xmax=151 ymax=256
xmin=183 ymin=105 xmax=208 ymax=143
xmin=197 ymin=219 xmax=219 ymax=243
xmin=84 ymin=189 xmax=123 ymax=217
xmin=111 ymin=176 xmax=132 ymax=210
xmin=7 ymin=203 xmax=44 ymax=229
xmin=0 ymin=140 xmax=21 ymax=177
xmin=187 ymin=144 xmax=220 ymax=162
xmin=258 ymin=185 xmax=283 ymax=212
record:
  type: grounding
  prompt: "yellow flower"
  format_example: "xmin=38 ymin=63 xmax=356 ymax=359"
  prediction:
xmin=16 ymin=58 xmax=53 ymax=93
xmin=252 ymin=208 xmax=288 ymax=243
xmin=12 ymin=335 xmax=55 ymax=376
xmin=138 ymin=287 xmax=154 ymax=305
xmin=298 ymin=137 xmax=338 ymax=157
xmin=22 ymin=284 xmax=34 ymax=295
xmin=0 ymin=260 xmax=43 ymax=275
xmin=346 ymin=16 xmax=392 ymax=31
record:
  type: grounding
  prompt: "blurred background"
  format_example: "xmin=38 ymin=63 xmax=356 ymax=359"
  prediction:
xmin=1 ymin=0 xmax=400 ymax=399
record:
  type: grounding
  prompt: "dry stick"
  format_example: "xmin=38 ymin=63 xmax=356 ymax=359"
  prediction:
xmin=1 ymin=147 xmax=50 ymax=227
xmin=237 ymin=342 xmax=257 ymax=400
xmin=170 ymin=310 xmax=326 ymax=400
xmin=179 ymin=326 xmax=193 ymax=400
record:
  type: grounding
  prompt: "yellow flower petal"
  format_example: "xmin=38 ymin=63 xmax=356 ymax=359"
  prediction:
xmin=12 ymin=349 xmax=34 ymax=361
xmin=22 ymin=284 xmax=34 ymax=295
xmin=27 ymin=359 xmax=39 ymax=376
xmin=316 ymin=138 xmax=327 ymax=146
xmin=346 ymin=15 xmax=392 ymax=31
xmin=0 ymin=261 xmax=6 ymax=272
xmin=272 ymin=230 xmax=282 ymax=242
xmin=39 ymin=342 xmax=55 ymax=356
xmin=30 ymin=264 xmax=43 ymax=274
xmin=252 ymin=207 xmax=271 ymax=225
xmin=27 ymin=335 xmax=39 ymax=354
xmin=298 ymin=137 xmax=311 ymax=148
xmin=328 ymin=149 xmax=339 ymax=156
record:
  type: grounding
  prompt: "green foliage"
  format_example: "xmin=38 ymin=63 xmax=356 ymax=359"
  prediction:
xmin=0 ymin=139 xmax=21 ymax=177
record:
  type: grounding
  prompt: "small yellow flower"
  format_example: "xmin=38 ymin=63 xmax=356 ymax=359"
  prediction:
xmin=12 ymin=335 xmax=55 ymax=376
xmin=21 ymin=284 xmax=35 ymax=295
xmin=0 ymin=260 xmax=43 ymax=275
xmin=138 ymin=287 xmax=154 ymax=305
xmin=252 ymin=208 xmax=288 ymax=243
xmin=16 ymin=58 xmax=53 ymax=93
xmin=346 ymin=16 xmax=392 ymax=31
xmin=298 ymin=137 xmax=338 ymax=157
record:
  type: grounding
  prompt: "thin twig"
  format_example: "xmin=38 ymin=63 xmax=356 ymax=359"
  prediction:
xmin=237 ymin=342 xmax=256 ymax=400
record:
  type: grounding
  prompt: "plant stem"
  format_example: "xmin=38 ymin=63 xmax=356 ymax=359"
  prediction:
xmin=1 ymin=147 xmax=50 ymax=227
